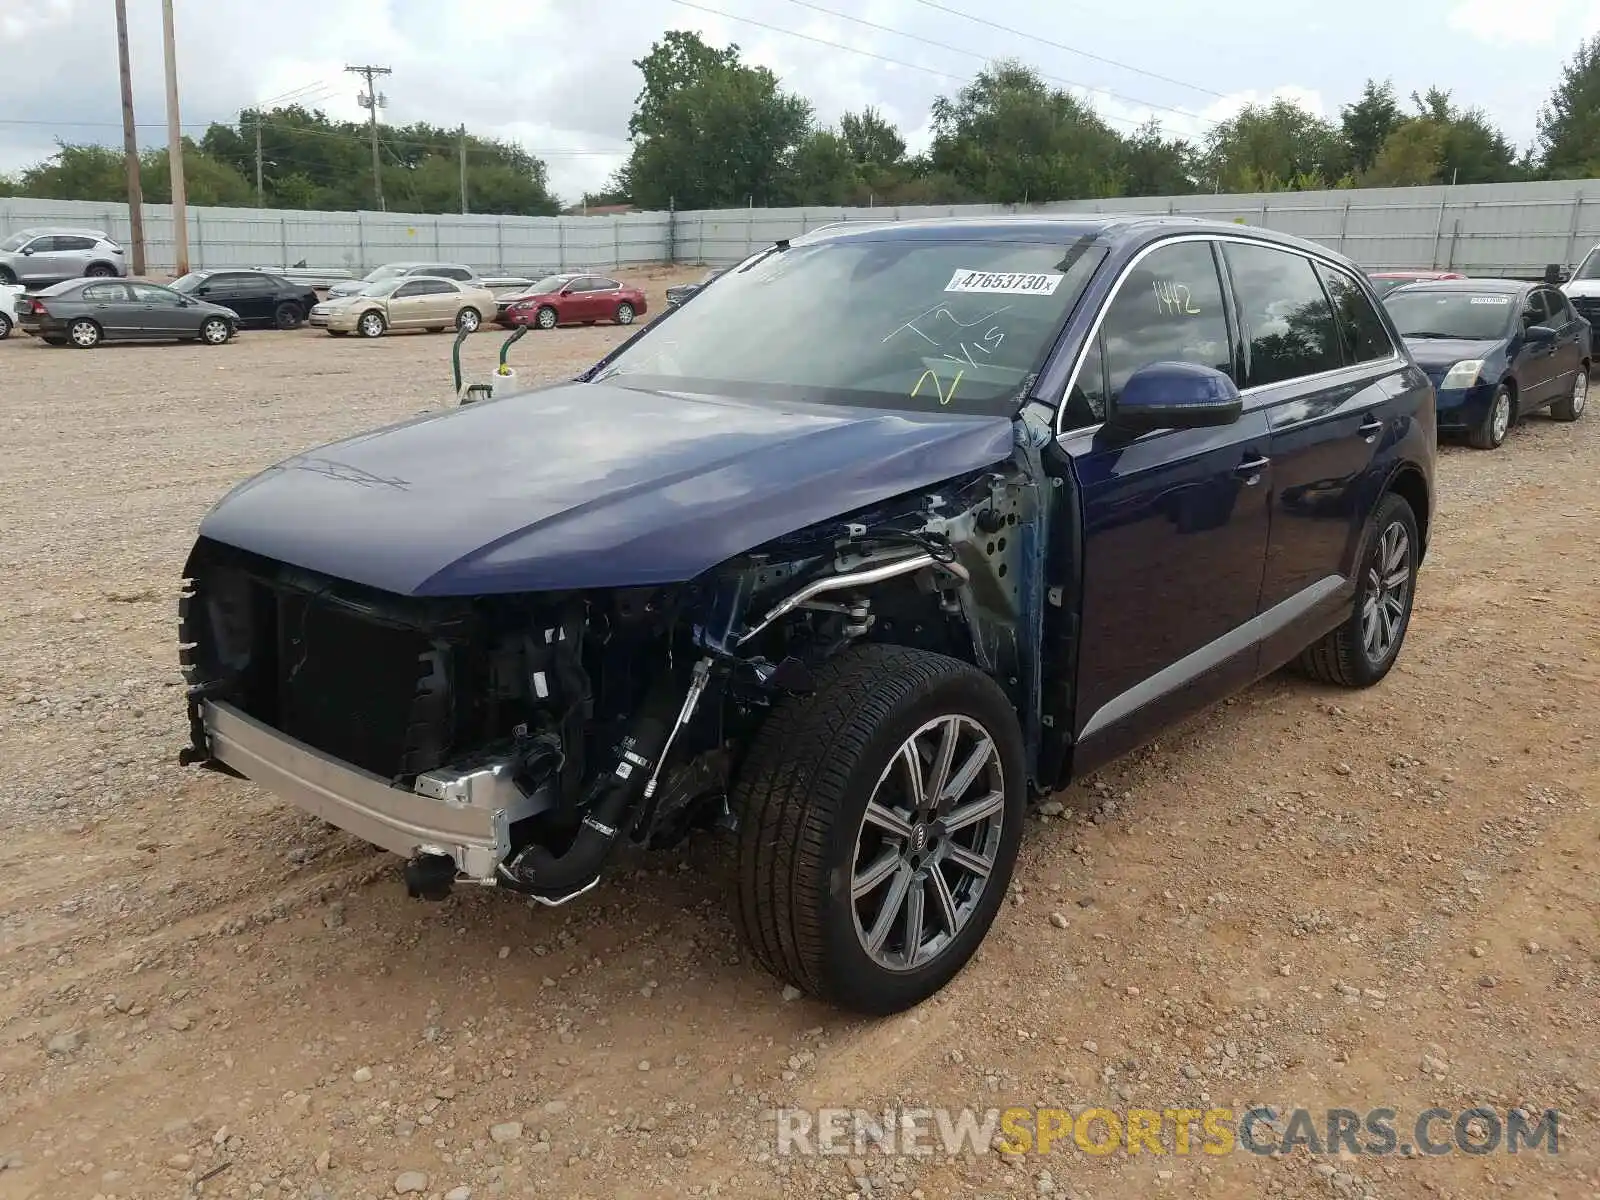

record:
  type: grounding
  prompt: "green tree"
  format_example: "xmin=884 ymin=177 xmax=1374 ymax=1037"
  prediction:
xmin=1408 ymin=88 xmax=1519 ymax=184
xmin=1362 ymin=119 xmax=1447 ymax=186
xmin=839 ymin=107 xmax=906 ymax=169
xmin=774 ymin=128 xmax=863 ymax=205
xmin=1120 ymin=119 xmax=1196 ymax=196
xmin=622 ymin=30 xmax=812 ymax=209
xmin=1341 ymin=79 xmax=1404 ymax=176
xmin=1538 ymin=33 xmax=1600 ymax=177
xmin=1203 ymin=99 xmax=1349 ymax=191
xmin=18 ymin=143 xmax=128 ymax=202
xmin=930 ymin=61 xmax=1126 ymax=204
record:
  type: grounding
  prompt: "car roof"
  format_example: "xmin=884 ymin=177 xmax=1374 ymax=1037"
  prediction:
xmin=13 ymin=226 xmax=110 ymax=238
xmin=795 ymin=213 xmax=1347 ymax=261
xmin=1387 ymin=277 xmax=1530 ymax=295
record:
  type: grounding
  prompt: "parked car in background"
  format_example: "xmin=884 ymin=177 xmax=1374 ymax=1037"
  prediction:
xmin=1367 ymin=269 xmax=1466 ymax=297
xmin=0 ymin=281 xmax=21 ymax=339
xmin=309 ymin=276 xmax=495 ymax=338
xmin=1560 ymin=243 xmax=1600 ymax=328
xmin=0 ymin=227 xmax=127 ymax=286
xmin=18 ymin=278 xmax=237 ymax=349
xmin=1385 ymin=278 xmax=1589 ymax=448
xmin=324 ymin=261 xmax=531 ymax=301
xmin=501 ymin=274 xmax=647 ymax=329
xmin=665 ymin=268 xmax=725 ymax=307
xmin=170 ymin=269 xmax=321 ymax=330
xmin=493 ymin=273 xmax=580 ymax=322
xmin=178 ymin=215 xmax=1433 ymax=1015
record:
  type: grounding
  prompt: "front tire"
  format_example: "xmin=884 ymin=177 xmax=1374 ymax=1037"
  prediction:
xmin=615 ymin=301 xmax=635 ymax=326
xmin=1469 ymin=383 xmax=1513 ymax=449
xmin=84 ymin=263 xmax=116 ymax=279
xmin=200 ymin=317 xmax=231 ymax=345
xmin=536 ymin=305 xmax=558 ymax=330
xmin=357 ymin=310 xmax=386 ymax=339
xmin=1550 ymin=362 xmax=1588 ymax=422
xmin=455 ymin=307 xmax=481 ymax=333
xmin=68 ymin=318 xmax=102 ymax=349
xmin=1292 ymin=491 xmax=1419 ymax=688
xmin=731 ymin=644 xmax=1026 ymax=1015
xmin=273 ymin=302 xmax=303 ymax=330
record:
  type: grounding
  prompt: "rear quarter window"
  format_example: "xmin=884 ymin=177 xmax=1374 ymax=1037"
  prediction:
xmin=1316 ymin=265 xmax=1395 ymax=364
xmin=1223 ymin=242 xmax=1342 ymax=387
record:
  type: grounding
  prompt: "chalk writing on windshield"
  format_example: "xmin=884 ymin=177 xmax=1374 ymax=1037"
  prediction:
xmin=884 ymin=303 xmax=1011 ymax=373
xmin=1152 ymin=279 xmax=1202 ymax=316
xmin=910 ymin=367 xmax=965 ymax=406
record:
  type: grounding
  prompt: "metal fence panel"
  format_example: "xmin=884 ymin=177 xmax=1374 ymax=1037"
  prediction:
xmin=5 ymin=180 xmax=1600 ymax=279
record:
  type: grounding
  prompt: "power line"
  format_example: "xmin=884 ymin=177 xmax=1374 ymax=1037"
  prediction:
xmin=905 ymin=0 xmax=1229 ymax=100
xmin=776 ymin=0 xmax=1216 ymax=126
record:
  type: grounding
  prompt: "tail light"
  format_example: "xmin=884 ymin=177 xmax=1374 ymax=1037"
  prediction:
xmin=28 ymin=298 xmax=47 ymax=315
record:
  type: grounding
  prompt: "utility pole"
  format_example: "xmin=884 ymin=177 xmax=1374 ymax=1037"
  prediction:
xmin=459 ymin=125 xmax=468 ymax=215
xmin=113 ymin=0 xmax=146 ymax=275
xmin=346 ymin=64 xmax=391 ymax=211
xmin=255 ymin=116 xmax=264 ymax=206
xmin=161 ymin=0 xmax=188 ymax=275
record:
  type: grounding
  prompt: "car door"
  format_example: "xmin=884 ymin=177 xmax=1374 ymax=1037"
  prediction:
xmin=386 ymin=280 xmax=432 ymax=328
xmin=589 ymin=277 xmax=622 ymax=319
xmin=428 ymin=280 xmax=464 ymax=324
xmin=79 ymin=281 xmax=135 ymax=338
xmin=1513 ymin=289 xmax=1558 ymax=405
xmin=128 ymin=281 xmax=196 ymax=337
xmin=566 ymin=277 xmax=602 ymax=321
xmin=203 ymin=272 xmax=270 ymax=325
xmin=17 ymin=235 xmax=62 ymax=285
xmin=1054 ymin=236 xmax=1273 ymax=775
xmin=1217 ymin=243 xmax=1413 ymax=668
xmin=51 ymin=234 xmax=97 ymax=280
xmin=1534 ymin=287 xmax=1583 ymax=407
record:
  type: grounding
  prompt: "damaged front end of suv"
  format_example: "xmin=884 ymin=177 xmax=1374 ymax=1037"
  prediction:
xmin=178 ymin=450 xmax=1047 ymax=904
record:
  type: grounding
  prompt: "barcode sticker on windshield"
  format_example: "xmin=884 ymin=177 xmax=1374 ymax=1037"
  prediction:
xmin=945 ymin=269 xmax=1064 ymax=296
xmin=1469 ymin=295 xmax=1511 ymax=304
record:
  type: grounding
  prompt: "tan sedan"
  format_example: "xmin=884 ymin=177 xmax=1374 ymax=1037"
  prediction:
xmin=309 ymin=275 xmax=496 ymax=338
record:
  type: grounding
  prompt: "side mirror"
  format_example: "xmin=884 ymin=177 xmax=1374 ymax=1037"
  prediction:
xmin=1525 ymin=323 xmax=1558 ymax=344
xmin=1109 ymin=362 xmax=1243 ymax=434
xmin=19 ymin=246 xmax=33 ymax=256
xmin=1543 ymin=263 xmax=1568 ymax=284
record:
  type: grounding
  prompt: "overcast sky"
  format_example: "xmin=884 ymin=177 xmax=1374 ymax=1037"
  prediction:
xmin=2 ymin=0 xmax=1597 ymax=206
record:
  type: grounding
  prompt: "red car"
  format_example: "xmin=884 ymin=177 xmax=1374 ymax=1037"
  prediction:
xmin=1366 ymin=269 xmax=1466 ymax=297
xmin=500 ymin=273 xmax=648 ymax=330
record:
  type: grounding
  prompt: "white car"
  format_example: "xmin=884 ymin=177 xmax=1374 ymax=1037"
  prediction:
xmin=1561 ymin=244 xmax=1600 ymax=329
xmin=0 ymin=282 xmax=22 ymax=339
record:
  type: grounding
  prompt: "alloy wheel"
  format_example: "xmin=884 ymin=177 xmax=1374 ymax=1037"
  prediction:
xmin=70 ymin=320 xmax=100 ymax=348
xmin=1491 ymin=391 xmax=1511 ymax=444
xmin=360 ymin=313 xmax=384 ymax=338
xmin=458 ymin=308 xmax=480 ymax=332
xmin=202 ymin=319 xmax=229 ymax=344
xmin=850 ymin=714 xmax=1005 ymax=973
xmin=1360 ymin=521 xmax=1411 ymax=665
xmin=538 ymin=308 xmax=557 ymax=330
xmin=1574 ymin=372 xmax=1588 ymax=416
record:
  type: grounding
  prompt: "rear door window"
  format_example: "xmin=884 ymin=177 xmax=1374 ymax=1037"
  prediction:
xmin=1223 ymin=242 xmax=1342 ymax=387
xmin=82 ymin=283 xmax=130 ymax=302
xmin=1316 ymin=265 xmax=1394 ymax=365
xmin=54 ymin=235 xmax=97 ymax=252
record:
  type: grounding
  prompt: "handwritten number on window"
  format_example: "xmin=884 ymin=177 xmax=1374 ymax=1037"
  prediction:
xmin=1152 ymin=279 xmax=1201 ymax=316
xmin=911 ymin=368 xmax=964 ymax=406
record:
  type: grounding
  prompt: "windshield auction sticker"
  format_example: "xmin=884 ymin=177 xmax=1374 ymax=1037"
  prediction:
xmin=1469 ymin=296 xmax=1511 ymax=304
xmin=945 ymin=269 xmax=1063 ymax=296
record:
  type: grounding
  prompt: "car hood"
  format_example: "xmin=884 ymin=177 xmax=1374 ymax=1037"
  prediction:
xmin=326 ymin=279 xmax=389 ymax=297
xmin=197 ymin=381 xmax=1016 ymax=596
xmin=1563 ymin=280 xmax=1600 ymax=299
xmin=1402 ymin=336 xmax=1504 ymax=371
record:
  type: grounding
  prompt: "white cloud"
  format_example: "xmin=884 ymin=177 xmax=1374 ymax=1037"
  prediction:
xmin=1447 ymin=0 xmax=1574 ymax=44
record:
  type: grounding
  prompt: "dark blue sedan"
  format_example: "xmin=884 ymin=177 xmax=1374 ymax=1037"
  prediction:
xmin=178 ymin=215 xmax=1436 ymax=1014
xmin=1385 ymin=278 xmax=1591 ymax=448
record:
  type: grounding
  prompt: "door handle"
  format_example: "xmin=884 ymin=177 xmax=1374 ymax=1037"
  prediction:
xmin=1358 ymin=415 xmax=1383 ymax=442
xmin=1234 ymin=454 xmax=1270 ymax=483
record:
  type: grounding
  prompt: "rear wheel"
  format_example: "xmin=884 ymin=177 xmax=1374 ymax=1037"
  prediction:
xmin=357 ymin=310 xmax=386 ymax=339
xmin=68 ymin=318 xmax=102 ymax=349
xmin=731 ymin=644 xmax=1026 ymax=1014
xmin=0 ymin=312 xmax=11 ymax=340
xmin=1292 ymin=491 xmax=1419 ymax=688
xmin=455 ymin=307 xmax=481 ymax=333
xmin=536 ymin=305 xmax=558 ymax=330
xmin=200 ymin=317 xmax=231 ymax=345
xmin=615 ymin=301 xmax=635 ymax=325
xmin=273 ymin=302 xmax=303 ymax=331
xmin=0 ymin=266 xmax=15 ymax=285
xmin=1469 ymin=383 xmax=1513 ymax=449
xmin=1550 ymin=362 xmax=1588 ymax=422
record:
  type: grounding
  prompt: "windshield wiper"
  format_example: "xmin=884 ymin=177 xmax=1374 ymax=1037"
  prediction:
xmin=1402 ymin=332 xmax=1463 ymax=339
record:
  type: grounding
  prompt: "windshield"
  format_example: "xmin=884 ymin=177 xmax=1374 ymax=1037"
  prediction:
xmin=363 ymin=264 xmax=408 ymax=283
xmin=0 ymin=233 xmax=30 ymax=252
xmin=1385 ymin=290 xmax=1516 ymax=340
xmin=363 ymin=278 xmax=405 ymax=297
xmin=528 ymin=274 xmax=575 ymax=293
xmin=170 ymin=273 xmax=207 ymax=292
xmin=1573 ymin=249 xmax=1600 ymax=282
xmin=592 ymin=237 xmax=1107 ymax=415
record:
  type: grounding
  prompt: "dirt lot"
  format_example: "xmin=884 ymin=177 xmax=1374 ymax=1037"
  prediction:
xmin=0 ymin=264 xmax=1595 ymax=1200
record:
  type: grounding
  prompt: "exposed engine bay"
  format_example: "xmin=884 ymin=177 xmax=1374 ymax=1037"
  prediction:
xmin=179 ymin=452 xmax=1047 ymax=906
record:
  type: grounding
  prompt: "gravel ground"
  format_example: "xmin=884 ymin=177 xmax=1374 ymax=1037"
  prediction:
xmin=0 ymin=274 xmax=1595 ymax=1200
